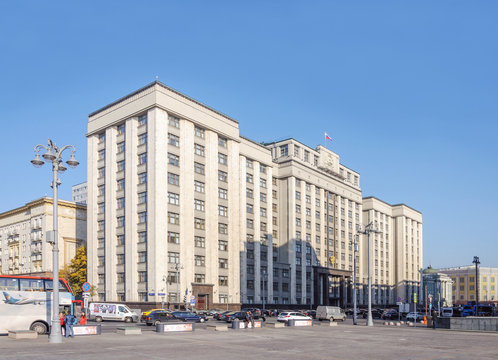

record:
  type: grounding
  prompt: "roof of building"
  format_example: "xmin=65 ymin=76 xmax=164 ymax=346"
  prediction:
xmin=89 ymin=80 xmax=239 ymax=124
xmin=0 ymin=197 xmax=86 ymax=219
xmin=362 ymin=196 xmax=421 ymax=215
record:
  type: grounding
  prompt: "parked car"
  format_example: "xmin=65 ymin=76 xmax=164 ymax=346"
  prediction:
xmin=277 ymin=312 xmax=312 ymax=323
xmin=316 ymin=306 xmax=346 ymax=321
xmin=441 ymin=307 xmax=453 ymax=317
xmin=140 ymin=309 xmax=171 ymax=323
xmin=206 ymin=309 xmax=222 ymax=317
xmin=405 ymin=312 xmax=425 ymax=322
xmin=171 ymin=311 xmax=207 ymax=323
xmin=302 ymin=310 xmax=317 ymax=319
xmin=144 ymin=310 xmax=179 ymax=326
xmin=381 ymin=309 xmax=398 ymax=320
xmin=89 ymin=303 xmax=139 ymax=323
xmin=219 ymin=311 xmax=237 ymax=322
xmin=362 ymin=309 xmax=382 ymax=319
xmin=226 ymin=311 xmax=248 ymax=322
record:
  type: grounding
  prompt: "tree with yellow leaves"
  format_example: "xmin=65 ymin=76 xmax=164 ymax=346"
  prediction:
xmin=61 ymin=246 xmax=96 ymax=295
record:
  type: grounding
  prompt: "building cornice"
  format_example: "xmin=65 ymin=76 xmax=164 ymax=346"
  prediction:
xmin=0 ymin=197 xmax=87 ymax=220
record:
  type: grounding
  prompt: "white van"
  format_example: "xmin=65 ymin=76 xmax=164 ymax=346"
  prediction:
xmin=316 ymin=306 xmax=346 ymax=321
xmin=441 ymin=307 xmax=453 ymax=317
xmin=89 ymin=303 xmax=139 ymax=323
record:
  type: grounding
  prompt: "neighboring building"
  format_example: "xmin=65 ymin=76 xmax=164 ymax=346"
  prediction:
xmin=361 ymin=197 xmax=423 ymax=307
xmin=439 ymin=266 xmax=498 ymax=305
xmin=0 ymin=197 xmax=87 ymax=276
xmin=86 ymin=81 xmax=422 ymax=307
xmin=72 ymin=182 xmax=88 ymax=205
xmin=421 ymin=266 xmax=453 ymax=308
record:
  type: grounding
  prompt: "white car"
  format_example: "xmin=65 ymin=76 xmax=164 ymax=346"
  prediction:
xmin=405 ymin=312 xmax=424 ymax=322
xmin=277 ymin=312 xmax=312 ymax=322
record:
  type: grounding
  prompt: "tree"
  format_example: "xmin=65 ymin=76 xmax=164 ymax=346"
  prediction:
xmin=61 ymin=246 xmax=94 ymax=295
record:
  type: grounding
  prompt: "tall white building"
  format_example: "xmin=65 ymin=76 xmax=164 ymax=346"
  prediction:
xmin=72 ymin=182 xmax=88 ymax=205
xmin=86 ymin=81 xmax=422 ymax=308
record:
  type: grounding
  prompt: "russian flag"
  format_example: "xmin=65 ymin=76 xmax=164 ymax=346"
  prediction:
xmin=324 ymin=133 xmax=333 ymax=142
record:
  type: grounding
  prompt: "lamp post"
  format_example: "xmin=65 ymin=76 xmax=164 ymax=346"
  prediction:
xmin=161 ymin=275 xmax=167 ymax=309
xmin=353 ymin=234 xmax=359 ymax=325
xmin=31 ymin=139 xmax=79 ymax=344
xmin=358 ymin=222 xmax=381 ymax=327
xmin=473 ymin=256 xmax=480 ymax=316
xmin=262 ymin=270 xmax=267 ymax=311
xmin=174 ymin=263 xmax=183 ymax=309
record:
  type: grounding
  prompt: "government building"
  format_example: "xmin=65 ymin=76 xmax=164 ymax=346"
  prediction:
xmin=86 ymin=81 xmax=422 ymax=309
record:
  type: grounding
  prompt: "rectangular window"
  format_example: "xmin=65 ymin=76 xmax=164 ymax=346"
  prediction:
xmin=195 ymin=274 xmax=206 ymax=283
xmin=194 ymin=180 xmax=205 ymax=193
xmin=98 ymin=149 xmax=105 ymax=160
xmin=247 ymin=204 xmax=253 ymax=214
xmin=168 ymin=192 xmax=180 ymax=205
xmin=98 ymin=202 xmax=105 ymax=213
xmin=260 ymin=178 xmax=267 ymax=188
xmin=168 ymin=114 xmax=179 ymax=128
xmin=138 ymin=251 xmax=147 ymax=263
xmin=98 ymin=167 xmax=105 ymax=177
xmin=246 ymin=189 xmax=253 ymax=199
xmin=218 ymin=240 xmax=228 ymax=251
xmin=168 ymin=172 xmax=179 ymax=185
xmin=194 ymin=162 xmax=205 ymax=175
xmin=98 ymin=132 xmax=105 ymax=142
xmin=117 ymin=216 xmax=125 ymax=227
xmin=260 ymin=208 xmax=267 ymax=217
xmin=194 ymin=127 xmax=205 ymax=138
xmin=117 ymin=142 xmax=125 ymax=153
xmin=138 ymin=133 xmax=147 ymax=145
xmin=116 ymin=199 xmax=125 ymax=212
xmin=138 ymin=153 xmax=147 ymax=165
xmin=260 ymin=165 xmax=266 ymax=174
xmin=246 ymin=159 xmax=253 ymax=168
xmin=138 ymin=212 xmax=147 ymax=224
xmin=194 ymin=218 xmax=205 ymax=229
xmin=117 ymin=234 xmax=125 ymax=245
xmin=218 ymin=188 xmax=228 ymax=199
xmin=168 ymin=153 xmax=179 ymax=167
xmin=117 ymin=178 xmax=124 ymax=190
xmin=194 ymin=236 xmax=205 ymax=248
xmin=247 ymin=219 xmax=254 ymax=229
xmin=219 ymin=258 xmax=228 ymax=269
xmin=218 ymin=205 xmax=228 ymax=217
xmin=218 ymin=153 xmax=228 ymax=165
xmin=138 ymin=172 xmax=147 ymax=184
xmin=194 ymin=143 xmax=205 ymax=156
xmin=168 ymin=133 xmax=180 ymax=147
xmin=280 ymin=145 xmax=288 ymax=156
xmin=117 ymin=124 xmax=125 ymax=134
xmin=117 ymin=273 xmax=125 ymax=283
xmin=98 ymin=237 xmax=105 ymax=248
xmin=138 ymin=231 xmax=147 ymax=243
xmin=117 ymin=160 xmax=125 ymax=172
xmin=218 ymin=170 xmax=227 ymax=182
xmin=219 ymin=276 xmax=228 ymax=286
xmin=117 ymin=254 xmax=125 ymax=265
xmin=218 ymin=223 xmax=228 ymax=234
xmin=168 ymin=212 xmax=179 ymax=225
xmin=168 ymin=252 xmax=180 ymax=264
xmin=195 ymin=255 xmax=205 ymax=267
xmin=168 ymin=232 xmax=179 ymax=244
xmin=218 ymin=136 xmax=227 ymax=147
xmin=296 ymin=191 xmax=301 ymax=200
xmin=138 ymin=192 xmax=147 ymax=204
xmin=260 ymin=193 xmax=267 ymax=203
xmin=194 ymin=199 xmax=205 ymax=212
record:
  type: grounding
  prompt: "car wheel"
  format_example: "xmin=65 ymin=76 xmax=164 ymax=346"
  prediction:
xmin=30 ymin=321 xmax=48 ymax=334
xmin=199 ymin=318 xmax=205 ymax=323
xmin=95 ymin=316 xmax=103 ymax=323
xmin=125 ymin=317 xmax=132 ymax=323
xmin=154 ymin=320 xmax=160 ymax=326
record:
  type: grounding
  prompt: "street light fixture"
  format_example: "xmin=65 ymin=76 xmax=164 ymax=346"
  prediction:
xmin=31 ymin=139 xmax=79 ymax=344
xmin=358 ymin=222 xmax=381 ymax=327
xmin=473 ymin=256 xmax=480 ymax=316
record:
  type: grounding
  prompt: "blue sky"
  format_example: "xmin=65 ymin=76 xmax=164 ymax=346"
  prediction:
xmin=0 ymin=1 xmax=497 ymax=268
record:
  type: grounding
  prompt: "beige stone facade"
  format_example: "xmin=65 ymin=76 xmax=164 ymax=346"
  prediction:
xmin=87 ymin=81 xmax=422 ymax=307
xmin=0 ymin=198 xmax=87 ymax=275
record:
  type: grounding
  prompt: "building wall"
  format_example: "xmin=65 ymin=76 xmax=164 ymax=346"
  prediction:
xmin=72 ymin=182 xmax=88 ymax=204
xmin=0 ymin=198 xmax=86 ymax=275
xmin=439 ymin=266 xmax=498 ymax=304
xmin=87 ymin=81 xmax=422 ymax=306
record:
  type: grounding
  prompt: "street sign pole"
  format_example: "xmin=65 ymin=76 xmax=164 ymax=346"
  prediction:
xmin=414 ymin=292 xmax=417 ymax=327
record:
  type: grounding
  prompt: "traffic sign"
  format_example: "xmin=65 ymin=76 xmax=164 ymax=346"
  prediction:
xmin=82 ymin=282 xmax=91 ymax=292
xmin=190 ymin=295 xmax=195 ymax=300
xmin=414 ymin=292 xmax=417 ymax=303
xmin=397 ymin=297 xmax=401 ymax=302
xmin=158 ymin=293 xmax=165 ymax=296
xmin=190 ymin=299 xmax=195 ymax=305
xmin=149 ymin=293 xmax=155 ymax=296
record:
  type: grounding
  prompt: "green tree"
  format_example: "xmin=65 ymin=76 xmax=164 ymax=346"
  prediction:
xmin=61 ymin=246 xmax=93 ymax=295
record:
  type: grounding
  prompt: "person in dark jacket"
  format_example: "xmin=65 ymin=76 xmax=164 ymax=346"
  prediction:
xmin=64 ymin=313 xmax=77 ymax=338
xmin=431 ymin=308 xmax=438 ymax=329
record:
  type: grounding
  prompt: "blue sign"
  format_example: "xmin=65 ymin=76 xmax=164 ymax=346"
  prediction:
xmin=158 ymin=293 xmax=165 ymax=296
xmin=148 ymin=293 xmax=155 ymax=297
xmin=190 ymin=299 xmax=195 ymax=305
xmin=82 ymin=282 xmax=91 ymax=292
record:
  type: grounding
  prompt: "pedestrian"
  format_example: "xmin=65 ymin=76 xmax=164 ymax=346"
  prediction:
xmin=431 ymin=308 xmax=437 ymax=329
xmin=249 ymin=312 xmax=255 ymax=328
xmin=64 ymin=313 xmax=77 ymax=338
xmin=274 ymin=309 xmax=278 ymax=317
xmin=79 ymin=312 xmax=87 ymax=325
xmin=245 ymin=311 xmax=251 ymax=328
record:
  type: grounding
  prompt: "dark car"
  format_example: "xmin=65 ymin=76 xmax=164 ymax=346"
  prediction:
xmin=362 ymin=309 xmax=383 ymax=319
xmin=172 ymin=311 xmax=207 ymax=323
xmin=214 ymin=310 xmax=232 ymax=320
xmin=219 ymin=311 xmax=237 ymax=322
xmin=226 ymin=311 xmax=247 ymax=322
xmin=381 ymin=309 xmax=398 ymax=320
xmin=144 ymin=310 xmax=178 ymax=326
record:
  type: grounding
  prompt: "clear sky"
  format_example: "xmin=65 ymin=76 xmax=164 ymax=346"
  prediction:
xmin=1 ymin=1 xmax=497 ymax=268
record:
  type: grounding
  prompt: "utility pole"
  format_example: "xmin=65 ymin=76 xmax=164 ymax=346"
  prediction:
xmin=473 ymin=256 xmax=480 ymax=316
xmin=353 ymin=234 xmax=359 ymax=325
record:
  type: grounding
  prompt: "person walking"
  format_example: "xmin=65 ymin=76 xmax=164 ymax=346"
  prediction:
xmin=64 ymin=313 xmax=77 ymax=338
xmin=245 ymin=311 xmax=251 ymax=328
xmin=431 ymin=308 xmax=437 ymax=329
xmin=79 ymin=312 xmax=87 ymax=325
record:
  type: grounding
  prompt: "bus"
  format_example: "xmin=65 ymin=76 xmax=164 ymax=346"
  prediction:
xmin=0 ymin=275 xmax=75 ymax=334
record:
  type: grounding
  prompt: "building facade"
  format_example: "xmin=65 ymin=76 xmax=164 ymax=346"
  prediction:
xmin=421 ymin=266 xmax=453 ymax=308
xmin=86 ymin=81 xmax=422 ymax=307
xmin=0 ymin=197 xmax=87 ymax=276
xmin=72 ymin=182 xmax=88 ymax=205
xmin=439 ymin=266 xmax=498 ymax=305
xmin=361 ymin=197 xmax=423 ymax=307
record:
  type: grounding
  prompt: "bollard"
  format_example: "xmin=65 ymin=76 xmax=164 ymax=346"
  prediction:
xmin=156 ymin=323 xmax=165 ymax=333
xmin=287 ymin=319 xmax=295 ymax=327
xmin=232 ymin=320 xmax=241 ymax=330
